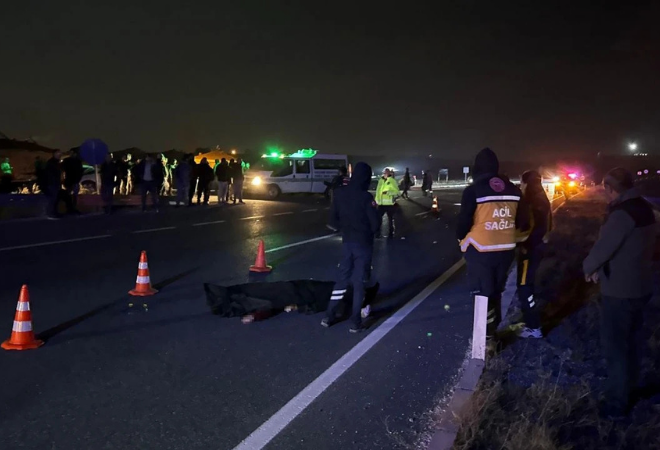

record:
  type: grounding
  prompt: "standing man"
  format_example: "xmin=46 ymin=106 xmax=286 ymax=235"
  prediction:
xmin=44 ymin=150 xmax=69 ymax=219
xmin=515 ymin=170 xmax=552 ymax=339
xmin=61 ymin=149 xmax=83 ymax=213
xmin=196 ymin=157 xmax=214 ymax=205
xmin=323 ymin=162 xmax=381 ymax=333
xmin=99 ymin=153 xmax=118 ymax=214
xmin=174 ymin=156 xmax=191 ymax=207
xmin=233 ymin=158 xmax=245 ymax=204
xmin=375 ymin=168 xmax=400 ymax=238
xmin=456 ymin=148 xmax=528 ymax=345
xmin=135 ymin=154 xmax=161 ymax=212
xmin=402 ymin=168 xmax=412 ymax=199
xmin=583 ymin=167 xmax=656 ymax=417
xmin=215 ymin=158 xmax=230 ymax=205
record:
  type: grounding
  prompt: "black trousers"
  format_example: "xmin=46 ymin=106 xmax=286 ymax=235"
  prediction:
xmin=326 ymin=242 xmax=375 ymax=327
xmin=600 ymin=294 xmax=650 ymax=413
xmin=516 ymin=244 xmax=544 ymax=329
xmin=378 ymin=205 xmax=396 ymax=236
xmin=465 ymin=247 xmax=515 ymax=337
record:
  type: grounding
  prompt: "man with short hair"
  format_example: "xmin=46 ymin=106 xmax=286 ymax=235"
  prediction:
xmin=584 ymin=167 xmax=656 ymax=417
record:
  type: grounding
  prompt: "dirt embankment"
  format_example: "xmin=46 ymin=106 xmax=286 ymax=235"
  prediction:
xmin=454 ymin=191 xmax=660 ymax=450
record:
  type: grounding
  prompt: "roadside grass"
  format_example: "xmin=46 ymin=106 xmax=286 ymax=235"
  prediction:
xmin=451 ymin=191 xmax=660 ymax=450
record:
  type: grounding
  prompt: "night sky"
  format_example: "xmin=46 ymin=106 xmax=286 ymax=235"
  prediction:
xmin=1 ymin=1 xmax=658 ymax=159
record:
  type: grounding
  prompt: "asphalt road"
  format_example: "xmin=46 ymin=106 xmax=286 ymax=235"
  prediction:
xmin=0 ymin=189 xmax=471 ymax=450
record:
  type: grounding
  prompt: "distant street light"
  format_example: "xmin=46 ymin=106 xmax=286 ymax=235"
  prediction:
xmin=628 ymin=142 xmax=638 ymax=152
xmin=231 ymin=149 xmax=237 ymax=155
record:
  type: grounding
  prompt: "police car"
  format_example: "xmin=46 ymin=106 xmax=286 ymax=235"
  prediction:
xmin=244 ymin=149 xmax=348 ymax=199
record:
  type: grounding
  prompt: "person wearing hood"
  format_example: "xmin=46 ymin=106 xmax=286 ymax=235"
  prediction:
xmin=456 ymin=148 xmax=528 ymax=349
xmin=515 ymin=170 xmax=552 ymax=339
xmin=583 ymin=168 xmax=656 ymax=417
xmin=323 ymin=162 xmax=381 ymax=333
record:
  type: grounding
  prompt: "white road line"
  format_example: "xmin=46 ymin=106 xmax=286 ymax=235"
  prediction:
xmin=240 ymin=215 xmax=264 ymax=221
xmin=415 ymin=211 xmax=430 ymax=217
xmin=302 ymin=209 xmax=318 ymax=213
xmin=192 ymin=220 xmax=226 ymax=227
xmin=264 ymin=234 xmax=337 ymax=253
xmin=273 ymin=212 xmax=294 ymax=216
xmin=132 ymin=227 xmax=177 ymax=234
xmin=232 ymin=258 xmax=466 ymax=450
xmin=0 ymin=234 xmax=112 ymax=252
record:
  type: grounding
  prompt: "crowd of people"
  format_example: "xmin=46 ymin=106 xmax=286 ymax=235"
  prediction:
xmin=325 ymin=147 xmax=656 ymax=420
xmin=34 ymin=150 xmax=249 ymax=218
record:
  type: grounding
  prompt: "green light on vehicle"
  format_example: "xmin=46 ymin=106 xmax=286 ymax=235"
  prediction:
xmin=289 ymin=148 xmax=317 ymax=158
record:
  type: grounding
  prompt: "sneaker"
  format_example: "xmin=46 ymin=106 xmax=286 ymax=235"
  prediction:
xmin=518 ymin=327 xmax=543 ymax=339
xmin=361 ymin=304 xmax=371 ymax=319
xmin=349 ymin=325 xmax=364 ymax=334
xmin=321 ymin=318 xmax=331 ymax=328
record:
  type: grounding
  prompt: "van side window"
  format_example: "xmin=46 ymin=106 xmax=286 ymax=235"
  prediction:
xmin=271 ymin=160 xmax=293 ymax=177
xmin=314 ymin=159 xmax=345 ymax=171
xmin=295 ymin=160 xmax=310 ymax=174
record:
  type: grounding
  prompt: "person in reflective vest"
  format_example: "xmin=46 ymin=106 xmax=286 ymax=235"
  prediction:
xmin=375 ymin=168 xmax=400 ymax=237
xmin=515 ymin=170 xmax=552 ymax=339
xmin=456 ymin=148 xmax=529 ymax=341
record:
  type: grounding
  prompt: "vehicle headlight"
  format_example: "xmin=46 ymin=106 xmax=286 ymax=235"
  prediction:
xmin=568 ymin=181 xmax=576 ymax=187
xmin=555 ymin=181 xmax=561 ymax=187
xmin=251 ymin=176 xmax=262 ymax=186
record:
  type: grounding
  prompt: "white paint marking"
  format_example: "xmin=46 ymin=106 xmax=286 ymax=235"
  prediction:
xmin=415 ymin=211 xmax=430 ymax=217
xmin=192 ymin=220 xmax=226 ymax=227
xmin=273 ymin=212 xmax=294 ymax=216
xmin=240 ymin=215 xmax=264 ymax=221
xmin=264 ymin=234 xmax=337 ymax=253
xmin=302 ymin=209 xmax=318 ymax=213
xmin=132 ymin=227 xmax=176 ymax=234
xmin=232 ymin=258 xmax=466 ymax=450
xmin=0 ymin=234 xmax=112 ymax=252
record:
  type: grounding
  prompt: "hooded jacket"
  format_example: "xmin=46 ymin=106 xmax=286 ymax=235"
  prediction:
xmin=329 ymin=162 xmax=380 ymax=245
xmin=456 ymin=148 xmax=528 ymax=252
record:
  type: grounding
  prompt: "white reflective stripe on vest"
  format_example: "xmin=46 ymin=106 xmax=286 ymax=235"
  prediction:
xmin=476 ymin=195 xmax=520 ymax=203
xmin=460 ymin=237 xmax=516 ymax=252
xmin=136 ymin=276 xmax=151 ymax=284
xmin=13 ymin=320 xmax=32 ymax=332
xmin=16 ymin=301 xmax=30 ymax=312
xmin=138 ymin=262 xmax=148 ymax=269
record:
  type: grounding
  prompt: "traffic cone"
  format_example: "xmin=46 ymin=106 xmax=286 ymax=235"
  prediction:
xmin=2 ymin=285 xmax=44 ymax=351
xmin=129 ymin=251 xmax=158 ymax=296
xmin=431 ymin=195 xmax=439 ymax=214
xmin=249 ymin=240 xmax=272 ymax=273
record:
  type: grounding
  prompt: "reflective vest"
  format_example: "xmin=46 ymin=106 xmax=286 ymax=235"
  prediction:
xmin=460 ymin=186 xmax=521 ymax=252
xmin=376 ymin=177 xmax=399 ymax=206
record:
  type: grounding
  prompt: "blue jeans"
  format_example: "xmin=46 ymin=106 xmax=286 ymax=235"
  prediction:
xmin=326 ymin=242 xmax=375 ymax=327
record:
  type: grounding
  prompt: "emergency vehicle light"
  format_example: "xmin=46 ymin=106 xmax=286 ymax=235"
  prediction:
xmin=289 ymin=149 xmax=317 ymax=158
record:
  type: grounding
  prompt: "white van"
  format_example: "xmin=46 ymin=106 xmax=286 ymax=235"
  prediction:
xmin=244 ymin=150 xmax=348 ymax=199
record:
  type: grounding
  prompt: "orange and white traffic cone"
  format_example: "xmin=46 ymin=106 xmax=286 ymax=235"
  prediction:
xmin=249 ymin=240 xmax=272 ymax=273
xmin=129 ymin=251 xmax=158 ymax=296
xmin=431 ymin=195 xmax=439 ymax=215
xmin=2 ymin=285 xmax=44 ymax=351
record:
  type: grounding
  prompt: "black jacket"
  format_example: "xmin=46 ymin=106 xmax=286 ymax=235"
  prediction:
xmin=61 ymin=156 xmax=84 ymax=187
xmin=215 ymin=163 xmax=231 ymax=182
xmin=519 ymin=189 xmax=552 ymax=250
xmin=135 ymin=159 xmax=165 ymax=185
xmin=456 ymin=148 xmax=529 ymax=242
xmin=198 ymin=163 xmax=215 ymax=184
xmin=329 ymin=162 xmax=380 ymax=245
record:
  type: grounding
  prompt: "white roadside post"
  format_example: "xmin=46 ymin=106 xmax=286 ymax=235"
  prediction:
xmin=463 ymin=166 xmax=469 ymax=184
xmin=471 ymin=295 xmax=488 ymax=360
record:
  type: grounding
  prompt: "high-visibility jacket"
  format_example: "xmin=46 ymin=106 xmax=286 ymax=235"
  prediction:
xmin=375 ymin=176 xmax=399 ymax=206
xmin=456 ymin=175 xmax=526 ymax=253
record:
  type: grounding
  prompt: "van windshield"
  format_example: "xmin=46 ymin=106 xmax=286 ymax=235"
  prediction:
xmin=252 ymin=157 xmax=293 ymax=177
